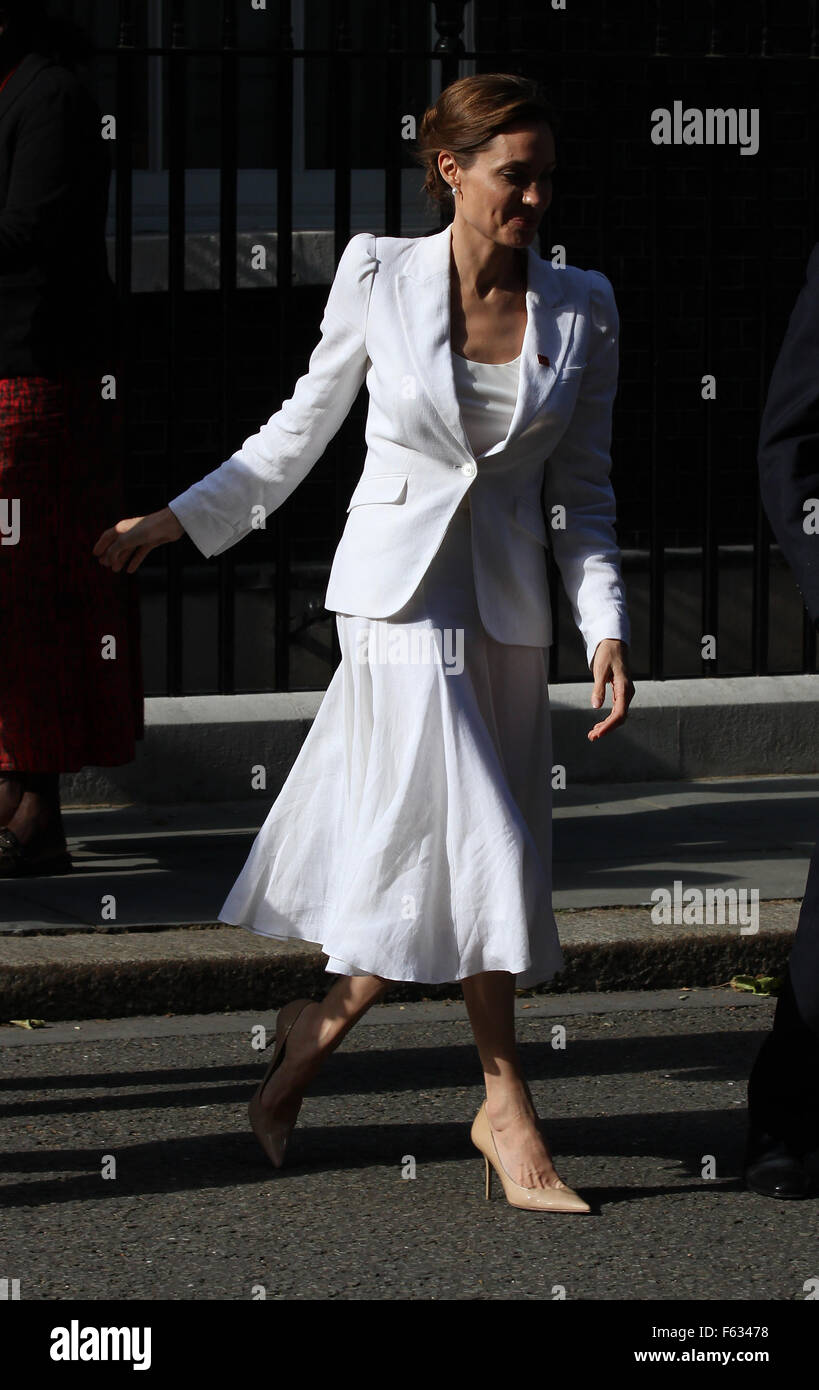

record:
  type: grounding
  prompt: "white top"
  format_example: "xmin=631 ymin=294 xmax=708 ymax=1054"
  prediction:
xmin=451 ymin=350 xmax=521 ymax=510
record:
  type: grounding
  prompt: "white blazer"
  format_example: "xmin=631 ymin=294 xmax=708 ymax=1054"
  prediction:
xmin=167 ymin=223 xmax=631 ymax=669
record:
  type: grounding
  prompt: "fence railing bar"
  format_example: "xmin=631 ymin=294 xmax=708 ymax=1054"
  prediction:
xmin=648 ymin=138 xmax=663 ymax=677
xmin=701 ymin=138 xmax=717 ymax=676
xmin=752 ymin=23 xmax=771 ymax=675
xmin=165 ymin=0 xmax=186 ymax=696
xmin=274 ymin=1 xmax=296 ymax=687
xmin=216 ymin=0 xmax=239 ymax=694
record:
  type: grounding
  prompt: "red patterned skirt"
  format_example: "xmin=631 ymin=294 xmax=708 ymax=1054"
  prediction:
xmin=0 ymin=373 xmax=144 ymax=772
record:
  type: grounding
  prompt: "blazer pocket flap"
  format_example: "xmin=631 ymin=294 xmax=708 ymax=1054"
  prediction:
xmin=346 ymin=472 xmax=409 ymax=511
xmin=514 ymin=494 xmax=548 ymax=544
xmin=557 ymin=359 xmax=589 ymax=376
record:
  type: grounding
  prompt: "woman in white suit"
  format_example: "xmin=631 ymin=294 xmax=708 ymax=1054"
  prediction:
xmin=95 ymin=74 xmax=635 ymax=1212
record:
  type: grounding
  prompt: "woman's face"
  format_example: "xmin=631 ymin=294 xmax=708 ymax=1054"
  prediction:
xmin=441 ymin=121 xmax=556 ymax=248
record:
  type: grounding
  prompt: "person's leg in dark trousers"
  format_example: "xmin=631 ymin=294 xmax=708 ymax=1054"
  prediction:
xmin=744 ymin=839 xmax=819 ymax=1196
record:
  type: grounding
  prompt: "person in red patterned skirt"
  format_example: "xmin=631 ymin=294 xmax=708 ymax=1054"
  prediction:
xmin=0 ymin=2 xmax=144 ymax=876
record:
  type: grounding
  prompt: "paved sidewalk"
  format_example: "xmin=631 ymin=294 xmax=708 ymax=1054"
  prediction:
xmin=0 ymin=774 xmax=816 ymax=1019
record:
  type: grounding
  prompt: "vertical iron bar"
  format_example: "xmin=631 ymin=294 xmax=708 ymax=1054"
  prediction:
xmin=384 ymin=0 xmax=402 ymax=238
xmin=433 ymin=2 xmax=465 ymax=91
xmin=701 ymin=127 xmax=716 ymax=675
xmin=165 ymin=0 xmax=185 ymax=695
xmin=752 ymin=6 xmax=771 ymax=675
xmin=803 ymin=1 xmax=819 ymax=673
xmin=114 ymin=0 xmax=134 ymax=554
xmin=648 ymin=13 xmax=665 ymax=678
xmin=325 ymin=2 xmax=353 ymax=673
xmin=701 ymin=2 xmax=722 ymax=677
xmin=274 ymin=2 xmax=295 ymax=686
xmin=218 ymin=0 xmax=238 ymax=693
xmin=331 ymin=1 xmax=352 ymax=263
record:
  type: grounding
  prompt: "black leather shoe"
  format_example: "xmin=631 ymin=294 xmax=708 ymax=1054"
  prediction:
xmin=0 ymin=827 xmax=73 ymax=877
xmin=743 ymin=1132 xmax=811 ymax=1199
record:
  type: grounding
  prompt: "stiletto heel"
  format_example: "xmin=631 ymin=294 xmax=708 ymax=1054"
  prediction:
xmin=471 ymin=1100 xmax=591 ymax=1213
xmin=484 ymin=1153 xmax=492 ymax=1200
xmin=248 ymin=997 xmax=314 ymax=1169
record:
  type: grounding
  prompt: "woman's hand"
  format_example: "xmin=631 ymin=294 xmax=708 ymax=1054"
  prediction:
xmin=93 ymin=506 xmax=185 ymax=574
xmin=587 ymin=638 xmax=635 ymax=741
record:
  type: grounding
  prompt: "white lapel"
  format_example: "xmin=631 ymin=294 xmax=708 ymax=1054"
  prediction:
xmin=395 ymin=223 xmax=578 ymax=462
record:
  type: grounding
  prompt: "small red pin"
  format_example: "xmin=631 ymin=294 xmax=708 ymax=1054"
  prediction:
xmin=537 ymin=353 xmax=550 ymax=366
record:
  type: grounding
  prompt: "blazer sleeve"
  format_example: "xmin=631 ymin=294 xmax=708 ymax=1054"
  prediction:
xmin=167 ymin=232 xmax=377 ymax=557
xmin=541 ymin=269 xmax=631 ymax=672
xmin=757 ymin=243 xmax=819 ymax=630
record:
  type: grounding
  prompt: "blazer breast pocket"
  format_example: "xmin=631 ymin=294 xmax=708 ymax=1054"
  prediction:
xmin=345 ymin=471 xmax=409 ymax=511
xmin=555 ymin=359 xmax=588 ymax=379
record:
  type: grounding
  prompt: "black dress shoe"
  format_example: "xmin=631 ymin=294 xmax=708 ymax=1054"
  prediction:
xmin=0 ymin=827 xmax=73 ymax=877
xmin=743 ymin=1132 xmax=811 ymax=1199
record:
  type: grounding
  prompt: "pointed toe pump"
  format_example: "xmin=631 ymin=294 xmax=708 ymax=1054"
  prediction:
xmin=471 ymin=1101 xmax=591 ymax=1213
xmin=248 ymin=997 xmax=315 ymax=1169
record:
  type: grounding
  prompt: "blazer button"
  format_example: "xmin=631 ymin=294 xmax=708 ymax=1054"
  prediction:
xmin=460 ymin=462 xmax=477 ymax=477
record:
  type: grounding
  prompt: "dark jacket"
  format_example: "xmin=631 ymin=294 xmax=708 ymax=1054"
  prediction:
xmin=757 ymin=243 xmax=819 ymax=631
xmin=0 ymin=50 xmax=117 ymax=376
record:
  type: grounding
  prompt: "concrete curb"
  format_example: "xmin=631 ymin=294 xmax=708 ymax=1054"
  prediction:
xmin=61 ymin=676 xmax=819 ymax=805
xmin=0 ymin=903 xmax=800 ymax=1022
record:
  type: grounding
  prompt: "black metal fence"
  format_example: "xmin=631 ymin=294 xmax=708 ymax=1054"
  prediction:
xmin=70 ymin=0 xmax=819 ymax=691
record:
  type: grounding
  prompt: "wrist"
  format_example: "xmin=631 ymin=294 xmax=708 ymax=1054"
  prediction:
xmin=162 ymin=505 xmax=185 ymax=540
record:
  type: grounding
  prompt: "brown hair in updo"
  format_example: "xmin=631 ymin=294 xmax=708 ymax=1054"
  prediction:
xmin=412 ymin=72 xmax=561 ymax=216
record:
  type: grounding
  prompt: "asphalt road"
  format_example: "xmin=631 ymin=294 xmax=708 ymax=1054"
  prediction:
xmin=2 ymin=991 xmax=818 ymax=1302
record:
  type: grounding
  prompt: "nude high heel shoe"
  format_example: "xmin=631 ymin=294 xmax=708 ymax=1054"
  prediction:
xmin=471 ymin=1100 xmax=591 ymax=1212
xmin=248 ymin=998 xmax=315 ymax=1168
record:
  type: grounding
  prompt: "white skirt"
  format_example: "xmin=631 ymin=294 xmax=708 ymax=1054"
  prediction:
xmin=217 ymin=503 xmax=564 ymax=988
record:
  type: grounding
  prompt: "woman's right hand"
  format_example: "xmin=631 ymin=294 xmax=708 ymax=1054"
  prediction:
xmin=93 ymin=506 xmax=185 ymax=574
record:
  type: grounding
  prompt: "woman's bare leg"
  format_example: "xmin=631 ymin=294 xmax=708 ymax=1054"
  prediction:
xmin=258 ymin=973 xmax=391 ymax=1126
xmin=461 ymin=969 xmax=567 ymax=1190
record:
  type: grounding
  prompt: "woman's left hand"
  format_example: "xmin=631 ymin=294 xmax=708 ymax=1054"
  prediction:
xmin=587 ymin=639 xmax=635 ymax=741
